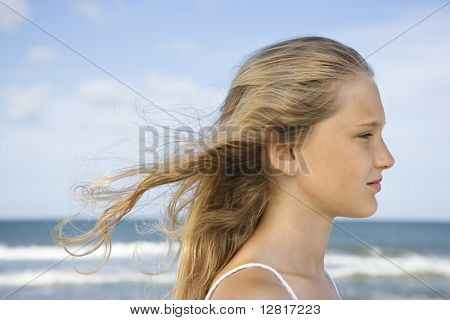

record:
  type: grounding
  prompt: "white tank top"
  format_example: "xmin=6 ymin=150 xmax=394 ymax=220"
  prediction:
xmin=204 ymin=262 xmax=342 ymax=300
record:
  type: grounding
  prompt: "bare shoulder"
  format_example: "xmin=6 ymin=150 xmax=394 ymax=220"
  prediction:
xmin=209 ymin=267 xmax=293 ymax=300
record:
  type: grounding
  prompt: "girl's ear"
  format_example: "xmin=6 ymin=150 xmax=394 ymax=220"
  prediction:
xmin=266 ymin=142 xmax=297 ymax=176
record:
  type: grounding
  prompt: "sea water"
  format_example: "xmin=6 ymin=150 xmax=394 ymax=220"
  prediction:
xmin=0 ymin=219 xmax=449 ymax=300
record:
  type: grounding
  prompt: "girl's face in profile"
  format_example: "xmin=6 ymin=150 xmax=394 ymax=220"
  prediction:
xmin=293 ymin=74 xmax=395 ymax=218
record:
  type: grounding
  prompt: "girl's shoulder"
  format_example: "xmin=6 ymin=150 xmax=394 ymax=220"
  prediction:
xmin=206 ymin=262 xmax=296 ymax=300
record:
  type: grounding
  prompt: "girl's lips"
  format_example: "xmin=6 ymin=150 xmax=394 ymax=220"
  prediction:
xmin=367 ymin=182 xmax=381 ymax=192
xmin=368 ymin=177 xmax=382 ymax=184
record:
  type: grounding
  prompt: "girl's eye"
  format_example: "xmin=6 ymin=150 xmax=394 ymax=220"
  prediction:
xmin=359 ymin=133 xmax=373 ymax=139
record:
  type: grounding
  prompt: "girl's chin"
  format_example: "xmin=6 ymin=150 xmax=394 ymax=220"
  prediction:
xmin=340 ymin=204 xmax=378 ymax=219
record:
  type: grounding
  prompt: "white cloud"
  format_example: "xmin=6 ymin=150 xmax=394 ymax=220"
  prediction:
xmin=77 ymin=79 xmax=124 ymax=106
xmin=134 ymin=72 xmax=227 ymax=128
xmin=75 ymin=1 xmax=106 ymax=23
xmin=0 ymin=0 xmax=30 ymax=32
xmin=145 ymin=72 xmax=226 ymax=109
xmin=74 ymin=0 xmax=128 ymax=25
xmin=74 ymin=74 xmax=227 ymax=132
xmin=25 ymin=45 xmax=59 ymax=63
xmin=0 ymin=83 xmax=52 ymax=122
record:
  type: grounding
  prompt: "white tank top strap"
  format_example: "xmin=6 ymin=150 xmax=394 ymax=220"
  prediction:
xmin=325 ymin=270 xmax=342 ymax=299
xmin=204 ymin=262 xmax=299 ymax=300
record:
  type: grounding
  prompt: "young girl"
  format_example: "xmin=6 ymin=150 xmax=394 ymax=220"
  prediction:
xmin=52 ymin=36 xmax=395 ymax=300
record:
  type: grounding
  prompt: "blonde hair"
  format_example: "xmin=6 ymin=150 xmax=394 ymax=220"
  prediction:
xmin=52 ymin=36 xmax=373 ymax=299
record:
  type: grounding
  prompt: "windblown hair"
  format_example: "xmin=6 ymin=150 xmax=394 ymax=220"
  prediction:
xmin=52 ymin=36 xmax=373 ymax=299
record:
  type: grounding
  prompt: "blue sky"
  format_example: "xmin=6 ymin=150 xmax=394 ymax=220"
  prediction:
xmin=0 ymin=0 xmax=449 ymax=221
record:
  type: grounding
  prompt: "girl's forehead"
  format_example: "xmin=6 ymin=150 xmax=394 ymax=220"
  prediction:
xmin=332 ymin=78 xmax=385 ymax=125
xmin=303 ymin=76 xmax=386 ymax=141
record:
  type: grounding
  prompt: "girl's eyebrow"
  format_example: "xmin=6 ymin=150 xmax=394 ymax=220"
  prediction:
xmin=357 ymin=120 xmax=386 ymax=127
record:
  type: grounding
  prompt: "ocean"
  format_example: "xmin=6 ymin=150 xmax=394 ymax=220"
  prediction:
xmin=0 ymin=219 xmax=449 ymax=300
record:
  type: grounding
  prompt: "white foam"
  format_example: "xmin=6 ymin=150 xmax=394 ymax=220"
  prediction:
xmin=1 ymin=242 xmax=449 ymax=287
xmin=0 ymin=241 xmax=179 ymax=261
xmin=325 ymin=252 xmax=450 ymax=278
xmin=0 ymin=269 xmax=176 ymax=287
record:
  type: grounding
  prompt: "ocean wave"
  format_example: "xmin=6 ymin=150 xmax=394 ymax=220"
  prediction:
xmin=1 ymin=253 xmax=448 ymax=288
xmin=1 ymin=242 xmax=449 ymax=283
xmin=0 ymin=269 xmax=176 ymax=287
xmin=325 ymin=252 xmax=450 ymax=278
xmin=327 ymin=245 xmax=419 ymax=257
xmin=0 ymin=241 xmax=179 ymax=261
